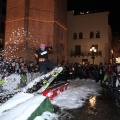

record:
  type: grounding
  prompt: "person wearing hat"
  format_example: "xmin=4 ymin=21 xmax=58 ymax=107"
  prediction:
xmin=35 ymin=43 xmax=55 ymax=74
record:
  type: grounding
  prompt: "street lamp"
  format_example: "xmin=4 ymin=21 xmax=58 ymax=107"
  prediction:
xmin=90 ymin=47 xmax=97 ymax=64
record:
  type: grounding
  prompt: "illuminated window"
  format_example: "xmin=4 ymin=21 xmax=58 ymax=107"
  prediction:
xmin=82 ymin=59 xmax=88 ymax=65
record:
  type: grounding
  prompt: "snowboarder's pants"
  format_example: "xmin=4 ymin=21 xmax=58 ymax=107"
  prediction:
xmin=38 ymin=59 xmax=55 ymax=74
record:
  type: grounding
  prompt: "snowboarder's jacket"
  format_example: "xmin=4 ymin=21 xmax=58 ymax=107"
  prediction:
xmin=35 ymin=46 xmax=52 ymax=62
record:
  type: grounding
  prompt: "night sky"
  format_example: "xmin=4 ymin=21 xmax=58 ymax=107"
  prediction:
xmin=67 ymin=0 xmax=120 ymax=33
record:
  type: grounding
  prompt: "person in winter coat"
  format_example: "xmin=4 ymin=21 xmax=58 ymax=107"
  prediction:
xmin=98 ymin=63 xmax=104 ymax=83
xmin=35 ymin=43 xmax=55 ymax=74
xmin=105 ymin=63 xmax=113 ymax=85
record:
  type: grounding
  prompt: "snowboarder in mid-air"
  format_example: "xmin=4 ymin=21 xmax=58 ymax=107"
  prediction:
xmin=35 ymin=43 xmax=55 ymax=74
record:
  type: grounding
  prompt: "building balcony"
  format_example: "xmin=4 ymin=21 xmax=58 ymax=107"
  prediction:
xmin=70 ymin=51 xmax=102 ymax=57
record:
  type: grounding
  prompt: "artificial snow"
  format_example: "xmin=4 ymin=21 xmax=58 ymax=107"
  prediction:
xmin=0 ymin=78 xmax=101 ymax=120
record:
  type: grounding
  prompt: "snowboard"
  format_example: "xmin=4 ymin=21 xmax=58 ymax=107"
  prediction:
xmin=22 ymin=66 xmax=59 ymax=93
xmin=37 ymin=66 xmax=63 ymax=94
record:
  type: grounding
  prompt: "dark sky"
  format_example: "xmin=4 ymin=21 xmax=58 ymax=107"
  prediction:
xmin=67 ymin=0 xmax=120 ymax=33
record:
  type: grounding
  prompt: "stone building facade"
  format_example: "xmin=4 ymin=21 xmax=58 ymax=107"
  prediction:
xmin=67 ymin=11 xmax=112 ymax=65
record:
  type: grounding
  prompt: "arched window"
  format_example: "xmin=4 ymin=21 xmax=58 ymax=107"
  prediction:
xmin=79 ymin=32 xmax=83 ymax=39
xmin=73 ymin=33 xmax=77 ymax=39
xmin=96 ymin=31 xmax=100 ymax=38
xmin=90 ymin=31 xmax=94 ymax=38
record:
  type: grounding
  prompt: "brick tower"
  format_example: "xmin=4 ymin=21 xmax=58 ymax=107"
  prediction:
xmin=4 ymin=0 xmax=67 ymax=63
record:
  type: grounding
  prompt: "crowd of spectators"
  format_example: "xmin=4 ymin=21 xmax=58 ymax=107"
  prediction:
xmin=0 ymin=53 xmax=39 ymax=78
xmin=0 ymin=52 xmax=120 ymax=87
xmin=62 ymin=62 xmax=120 ymax=87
